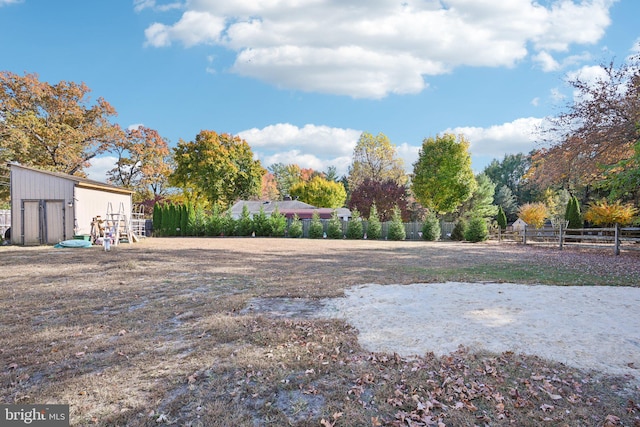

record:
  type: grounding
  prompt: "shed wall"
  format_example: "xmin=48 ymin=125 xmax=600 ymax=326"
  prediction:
xmin=74 ymin=187 xmax=132 ymax=235
xmin=10 ymin=166 xmax=75 ymax=244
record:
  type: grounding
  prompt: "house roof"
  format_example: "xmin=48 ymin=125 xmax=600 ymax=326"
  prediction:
xmin=230 ymin=200 xmax=316 ymax=216
xmin=9 ymin=163 xmax=134 ymax=195
xmin=230 ymin=200 xmax=351 ymax=219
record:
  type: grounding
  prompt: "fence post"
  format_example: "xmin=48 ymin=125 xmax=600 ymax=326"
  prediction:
xmin=523 ymin=225 xmax=527 ymax=245
xmin=614 ymin=223 xmax=620 ymax=256
xmin=559 ymin=222 xmax=564 ymax=250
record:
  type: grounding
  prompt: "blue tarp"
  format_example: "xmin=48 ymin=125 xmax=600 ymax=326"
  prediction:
xmin=54 ymin=239 xmax=93 ymax=249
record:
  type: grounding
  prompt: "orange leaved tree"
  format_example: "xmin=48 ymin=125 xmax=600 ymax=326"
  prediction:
xmin=584 ymin=200 xmax=638 ymax=227
xmin=517 ymin=202 xmax=548 ymax=228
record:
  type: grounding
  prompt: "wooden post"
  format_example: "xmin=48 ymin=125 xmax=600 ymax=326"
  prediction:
xmin=523 ymin=225 xmax=527 ymax=245
xmin=559 ymin=221 xmax=564 ymax=250
xmin=614 ymin=223 xmax=620 ymax=256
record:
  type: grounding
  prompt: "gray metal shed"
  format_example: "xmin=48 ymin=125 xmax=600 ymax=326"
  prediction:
xmin=8 ymin=164 xmax=134 ymax=245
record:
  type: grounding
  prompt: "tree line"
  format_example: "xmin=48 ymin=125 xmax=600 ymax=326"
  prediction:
xmin=2 ymin=53 xmax=639 ymax=234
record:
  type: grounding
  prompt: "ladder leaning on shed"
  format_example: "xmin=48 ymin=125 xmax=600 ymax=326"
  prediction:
xmin=105 ymin=202 xmax=133 ymax=244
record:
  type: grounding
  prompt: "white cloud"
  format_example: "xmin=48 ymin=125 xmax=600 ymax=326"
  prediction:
xmin=238 ymin=123 xmax=361 ymax=176
xmin=0 ymin=0 xmax=22 ymax=6
xmin=239 ymin=119 xmax=550 ymax=177
xmin=141 ymin=0 xmax=615 ymax=98
xmin=533 ymin=51 xmax=561 ymax=72
xmin=444 ymin=117 xmax=546 ymax=159
xmin=145 ymin=11 xmax=225 ymax=47
xmin=86 ymin=156 xmax=118 ymax=183
xmin=134 ymin=0 xmax=182 ymax=13
xmin=550 ymin=87 xmax=566 ymax=103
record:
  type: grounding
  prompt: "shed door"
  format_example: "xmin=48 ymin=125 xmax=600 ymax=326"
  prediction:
xmin=44 ymin=200 xmax=65 ymax=244
xmin=22 ymin=201 xmax=41 ymax=245
xmin=21 ymin=200 xmax=66 ymax=245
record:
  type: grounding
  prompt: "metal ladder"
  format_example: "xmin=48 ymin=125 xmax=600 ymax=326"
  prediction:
xmin=105 ymin=202 xmax=132 ymax=245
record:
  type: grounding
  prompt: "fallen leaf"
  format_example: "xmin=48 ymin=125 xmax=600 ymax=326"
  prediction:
xmin=604 ymin=414 xmax=620 ymax=426
xmin=540 ymin=404 xmax=554 ymax=412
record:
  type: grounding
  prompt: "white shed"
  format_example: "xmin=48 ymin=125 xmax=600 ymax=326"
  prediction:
xmin=9 ymin=164 xmax=134 ymax=245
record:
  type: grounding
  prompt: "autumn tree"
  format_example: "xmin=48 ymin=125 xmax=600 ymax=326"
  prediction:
xmin=584 ymin=200 xmax=638 ymax=226
xmin=412 ymin=133 xmax=477 ymax=214
xmin=289 ymin=175 xmax=346 ymax=208
xmin=347 ymin=132 xmax=406 ymax=190
xmin=267 ymin=163 xmax=321 ymax=199
xmin=527 ymin=54 xmax=640 ymax=195
xmin=261 ymin=172 xmax=279 ymax=200
xmin=170 ymin=131 xmax=265 ymax=209
xmin=107 ymin=126 xmax=172 ymax=201
xmin=348 ymin=178 xmax=409 ymax=222
xmin=518 ymin=202 xmax=548 ymax=228
xmin=0 ymin=71 xmax=122 ymax=175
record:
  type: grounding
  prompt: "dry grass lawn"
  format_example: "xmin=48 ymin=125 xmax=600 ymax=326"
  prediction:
xmin=1 ymin=238 xmax=639 ymax=426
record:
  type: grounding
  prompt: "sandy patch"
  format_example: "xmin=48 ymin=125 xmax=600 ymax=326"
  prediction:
xmin=318 ymin=282 xmax=640 ymax=382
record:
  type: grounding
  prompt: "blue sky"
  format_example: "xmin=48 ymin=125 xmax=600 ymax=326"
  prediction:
xmin=1 ymin=0 xmax=638 ymax=182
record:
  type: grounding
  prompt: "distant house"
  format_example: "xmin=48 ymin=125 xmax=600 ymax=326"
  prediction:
xmin=8 ymin=163 xmax=134 ymax=245
xmin=511 ymin=218 xmax=527 ymax=233
xmin=230 ymin=200 xmax=351 ymax=221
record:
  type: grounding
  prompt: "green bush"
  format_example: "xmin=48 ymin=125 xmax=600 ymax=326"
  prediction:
xmin=388 ymin=206 xmax=406 ymax=241
xmin=346 ymin=208 xmax=364 ymax=239
xmin=366 ymin=204 xmax=382 ymax=240
xmin=269 ymin=207 xmax=287 ymax=237
xmin=565 ymin=195 xmax=583 ymax=229
xmin=450 ymin=219 xmax=467 ymax=241
xmin=237 ymin=205 xmax=254 ymax=236
xmin=327 ymin=211 xmax=344 ymax=239
xmin=152 ymin=203 xmax=162 ymax=236
xmin=308 ymin=211 xmax=324 ymax=239
xmin=287 ymin=214 xmax=303 ymax=238
xmin=253 ymin=206 xmax=271 ymax=237
xmin=421 ymin=212 xmax=441 ymax=241
xmin=192 ymin=205 xmax=207 ymax=236
xmin=221 ymin=212 xmax=237 ymax=236
xmin=497 ymin=205 xmax=507 ymax=230
xmin=464 ymin=216 xmax=489 ymax=242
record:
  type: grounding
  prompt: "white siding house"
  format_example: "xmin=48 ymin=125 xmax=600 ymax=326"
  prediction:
xmin=9 ymin=164 xmax=134 ymax=245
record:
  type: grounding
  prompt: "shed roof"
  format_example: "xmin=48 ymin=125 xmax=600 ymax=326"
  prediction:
xmin=9 ymin=163 xmax=134 ymax=195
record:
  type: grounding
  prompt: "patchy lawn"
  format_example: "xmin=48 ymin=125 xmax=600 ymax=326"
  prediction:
xmin=1 ymin=238 xmax=639 ymax=426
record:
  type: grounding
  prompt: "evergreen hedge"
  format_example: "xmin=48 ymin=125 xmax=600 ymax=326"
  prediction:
xmin=421 ymin=212 xmax=441 ymax=241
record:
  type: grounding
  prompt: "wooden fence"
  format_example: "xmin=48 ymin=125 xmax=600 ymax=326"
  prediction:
xmin=494 ymin=224 xmax=640 ymax=255
xmin=0 ymin=209 xmax=9 ymax=239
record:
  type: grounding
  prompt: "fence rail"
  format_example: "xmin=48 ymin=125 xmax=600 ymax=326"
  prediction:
xmin=494 ymin=224 xmax=640 ymax=255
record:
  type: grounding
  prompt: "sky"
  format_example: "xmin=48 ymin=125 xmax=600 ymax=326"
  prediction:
xmin=0 ymin=0 xmax=638 ymax=182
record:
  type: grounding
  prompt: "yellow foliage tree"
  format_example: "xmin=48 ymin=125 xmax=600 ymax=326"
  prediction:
xmin=517 ymin=202 xmax=548 ymax=228
xmin=584 ymin=200 xmax=638 ymax=226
